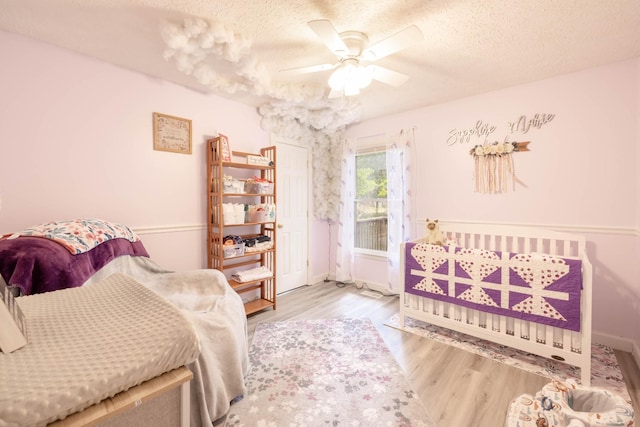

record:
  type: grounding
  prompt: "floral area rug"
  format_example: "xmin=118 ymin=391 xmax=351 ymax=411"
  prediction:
xmin=225 ymin=318 xmax=435 ymax=426
xmin=385 ymin=313 xmax=632 ymax=404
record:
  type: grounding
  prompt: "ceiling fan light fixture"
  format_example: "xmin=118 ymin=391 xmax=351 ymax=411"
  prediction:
xmin=328 ymin=66 xmax=345 ymax=90
xmin=328 ymin=62 xmax=373 ymax=95
xmin=300 ymin=20 xmax=420 ymax=98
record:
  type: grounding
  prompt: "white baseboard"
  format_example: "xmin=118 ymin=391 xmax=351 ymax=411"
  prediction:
xmin=592 ymin=331 xmax=635 ymax=352
xmin=311 ymin=273 xmax=332 ymax=285
xmin=633 ymin=341 xmax=640 ymax=369
xmin=312 ymin=274 xmax=396 ymax=296
xmin=354 ymin=280 xmax=396 ymax=296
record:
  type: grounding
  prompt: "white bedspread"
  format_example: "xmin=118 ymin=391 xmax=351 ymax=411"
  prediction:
xmin=0 ymin=273 xmax=201 ymax=427
xmin=83 ymin=256 xmax=249 ymax=426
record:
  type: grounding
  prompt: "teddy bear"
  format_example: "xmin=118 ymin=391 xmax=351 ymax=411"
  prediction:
xmin=425 ymin=218 xmax=445 ymax=246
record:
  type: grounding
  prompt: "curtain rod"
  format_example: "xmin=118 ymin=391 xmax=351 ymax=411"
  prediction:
xmin=357 ymin=126 xmax=417 ymax=141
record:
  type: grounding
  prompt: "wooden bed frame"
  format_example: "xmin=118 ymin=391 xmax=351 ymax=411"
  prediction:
xmin=49 ymin=367 xmax=192 ymax=427
xmin=400 ymin=222 xmax=593 ymax=385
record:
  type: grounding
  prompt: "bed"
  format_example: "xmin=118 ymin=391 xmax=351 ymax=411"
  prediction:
xmin=0 ymin=218 xmax=249 ymax=426
xmin=400 ymin=221 xmax=593 ymax=385
xmin=1 ymin=273 xmax=200 ymax=427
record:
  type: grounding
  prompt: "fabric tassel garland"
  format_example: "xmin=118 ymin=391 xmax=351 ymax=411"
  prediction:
xmin=470 ymin=142 xmax=526 ymax=193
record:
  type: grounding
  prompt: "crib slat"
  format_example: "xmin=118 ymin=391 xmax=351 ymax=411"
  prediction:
xmin=492 ymin=314 xmax=500 ymax=332
xmin=506 ymin=317 xmax=514 ymax=335
xmin=562 ymin=329 xmax=571 ymax=351
xmin=571 ymin=330 xmax=581 ymax=353
xmin=514 ymin=318 xmax=524 ymax=339
xmin=544 ymin=324 xmax=553 ymax=346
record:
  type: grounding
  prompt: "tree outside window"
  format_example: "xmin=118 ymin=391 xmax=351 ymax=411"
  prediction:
xmin=355 ymin=150 xmax=387 ymax=252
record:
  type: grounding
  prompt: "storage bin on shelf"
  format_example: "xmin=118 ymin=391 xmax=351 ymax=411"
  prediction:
xmin=262 ymin=182 xmax=274 ymax=193
xmin=248 ymin=210 xmax=267 ymax=223
xmin=247 ymin=204 xmax=276 ymax=223
xmin=223 ymin=243 xmax=245 ymax=258
xmin=244 ymin=235 xmax=273 ymax=253
xmin=244 ymin=177 xmax=274 ymax=194
xmin=223 ymin=175 xmax=245 ymax=194
xmin=219 ymin=203 xmax=245 ymax=225
xmin=222 ymin=235 xmax=245 ymax=258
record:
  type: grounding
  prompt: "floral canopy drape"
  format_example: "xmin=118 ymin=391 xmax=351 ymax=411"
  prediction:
xmin=311 ymin=132 xmax=343 ymax=223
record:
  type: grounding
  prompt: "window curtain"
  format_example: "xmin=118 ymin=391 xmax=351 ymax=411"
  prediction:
xmin=335 ymin=137 xmax=356 ymax=283
xmin=336 ymin=129 xmax=415 ymax=290
xmin=386 ymin=128 xmax=415 ymax=293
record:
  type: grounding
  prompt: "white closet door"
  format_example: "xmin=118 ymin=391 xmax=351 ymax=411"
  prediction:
xmin=275 ymin=140 xmax=309 ymax=294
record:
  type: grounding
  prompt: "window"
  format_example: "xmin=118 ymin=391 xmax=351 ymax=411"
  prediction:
xmin=354 ymin=147 xmax=387 ymax=253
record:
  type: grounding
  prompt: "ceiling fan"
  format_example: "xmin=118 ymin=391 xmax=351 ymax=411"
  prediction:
xmin=282 ymin=19 xmax=424 ymax=98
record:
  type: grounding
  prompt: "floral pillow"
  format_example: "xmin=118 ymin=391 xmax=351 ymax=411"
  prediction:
xmin=0 ymin=219 xmax=148 ymax=295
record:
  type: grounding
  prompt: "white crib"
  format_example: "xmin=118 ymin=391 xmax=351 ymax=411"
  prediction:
xmin=400 ymin=222 xmax=593 ymax=385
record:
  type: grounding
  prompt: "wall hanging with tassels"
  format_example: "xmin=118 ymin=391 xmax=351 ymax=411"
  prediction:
xmin=469 ymin=141 xmax=530 ymax=193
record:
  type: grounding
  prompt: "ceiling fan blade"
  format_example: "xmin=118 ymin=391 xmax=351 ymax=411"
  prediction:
xmin=369 ymin=65 xmax=409 ymax=87
xmin=308 ymin=20 xmax=349 ymax=56
xmin=280 ymin=63 xmax=337 ymax=76
xmin=362 ymin=25 xmax=423 ymax=61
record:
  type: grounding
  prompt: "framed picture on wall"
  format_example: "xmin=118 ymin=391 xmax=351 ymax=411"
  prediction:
xmin=153 ymin=112 xmax=192 ymax=154
xmin=218 ymin=134 xmax=232 ymax=162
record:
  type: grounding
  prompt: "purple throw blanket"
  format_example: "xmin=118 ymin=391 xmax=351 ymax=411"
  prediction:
xmin=0 ymin=236 xmax=149 ymax=295
xmin=405 ymin=242 xmax=583 ymax=331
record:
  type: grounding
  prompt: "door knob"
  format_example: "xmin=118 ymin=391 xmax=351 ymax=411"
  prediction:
xmin=277 ymin=223 xmax=283 ymax=228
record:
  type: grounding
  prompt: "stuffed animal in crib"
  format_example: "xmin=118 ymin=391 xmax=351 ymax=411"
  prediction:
xmin=425 ymin=218 xmax=445 ymax=246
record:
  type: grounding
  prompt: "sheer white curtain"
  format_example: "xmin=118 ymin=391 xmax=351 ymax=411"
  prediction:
xmin=386 ymin=128 xmax=415 ymax=293
xmin=336 ymin=129 xmax=415 ymax=290
xmin=335 ymin=137 xmax=356 ymax=283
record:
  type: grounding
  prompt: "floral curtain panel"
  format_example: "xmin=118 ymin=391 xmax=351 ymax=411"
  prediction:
xmin=335 ymin=137 xmax=356 ymax=283
xmin=385 ymin=129 xmax=415 ymax=292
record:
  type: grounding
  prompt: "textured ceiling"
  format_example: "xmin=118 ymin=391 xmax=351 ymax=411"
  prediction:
xmin=2 ymin=0 xmax=640 ymax=131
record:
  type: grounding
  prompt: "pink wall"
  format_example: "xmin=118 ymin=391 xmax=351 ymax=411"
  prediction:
xmin=0 ymin=30 xmax=269 ymax=270
xmin=1 ymin=29 xmax=639 ymax=346
xmin=346 ymin=58 xmax=640 ymax=344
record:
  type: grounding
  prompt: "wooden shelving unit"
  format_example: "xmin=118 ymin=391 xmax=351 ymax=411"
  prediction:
xmin=206 ymin=137 xmax=276 ymax=315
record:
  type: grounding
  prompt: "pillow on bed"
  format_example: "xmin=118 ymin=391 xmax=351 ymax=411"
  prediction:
xmin=0 ymin=236 xmax=149 ymax=295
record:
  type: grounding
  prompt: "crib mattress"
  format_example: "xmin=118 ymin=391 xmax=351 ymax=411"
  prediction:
xmin=0 ymin=273 xmax=201 ymax=427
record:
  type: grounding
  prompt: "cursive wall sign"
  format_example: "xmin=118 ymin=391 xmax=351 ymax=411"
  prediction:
xmin=507 ymin=114 xmax=555 ymax=134
xmin=447 ymin=120 xmax=497 ymax=146
xmin=447 ymin=113 xmax=555 ymax=146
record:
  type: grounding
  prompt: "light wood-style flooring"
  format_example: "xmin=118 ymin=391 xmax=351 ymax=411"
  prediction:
xmin=246 ymin=281 xmax=640 ymax=427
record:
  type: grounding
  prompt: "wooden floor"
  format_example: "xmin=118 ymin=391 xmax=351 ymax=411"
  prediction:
xmin=246 ymin=281 xmax=640 ymax=427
